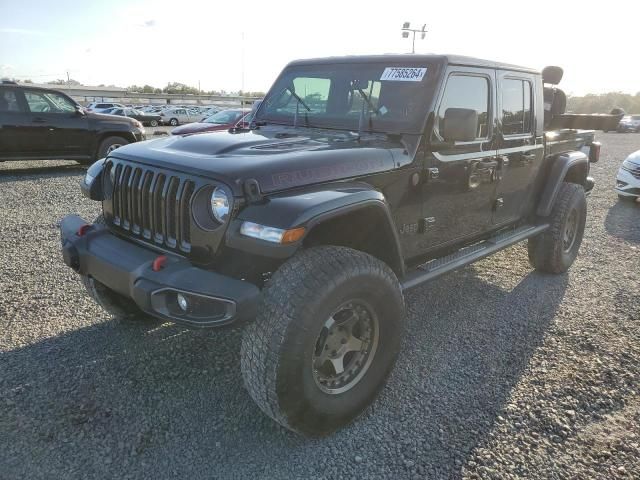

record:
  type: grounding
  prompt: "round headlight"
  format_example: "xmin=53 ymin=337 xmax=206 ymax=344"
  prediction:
xmin=210 ymin=187 xmax=230 ymax=222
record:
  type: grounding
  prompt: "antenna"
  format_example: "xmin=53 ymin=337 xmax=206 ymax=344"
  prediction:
xmin=401 ymin=22 xmax=428 ymax=53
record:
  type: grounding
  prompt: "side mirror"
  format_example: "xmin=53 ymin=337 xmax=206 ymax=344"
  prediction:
xmin=75 ymin=105 xmax=86 ymax=116
xmin=442 ymin=108 xmax=478 ymax=142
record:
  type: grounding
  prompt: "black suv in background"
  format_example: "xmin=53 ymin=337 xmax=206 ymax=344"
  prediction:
xmin=0 ymin=81 xmax=146 ymax=164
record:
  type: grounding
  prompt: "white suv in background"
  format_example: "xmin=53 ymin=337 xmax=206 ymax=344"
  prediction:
xmin=615 ymin=150 xmax=640 ymax=202
xmin=85 ymin=102 xmax=125 ymax=113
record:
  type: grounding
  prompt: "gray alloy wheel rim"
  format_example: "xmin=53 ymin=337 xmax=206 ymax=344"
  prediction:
xmin=151 ymin=120 xmax=158 ymax=127
xmin=312 ymin=299 xmax=379 ymax=395
xmin=170 ymin=119 xmax=178 ymax=126
xmin=563 ymin=208 xmax=579 ymax=252
xmin=106 ymin=143 xmax=122 ymax=154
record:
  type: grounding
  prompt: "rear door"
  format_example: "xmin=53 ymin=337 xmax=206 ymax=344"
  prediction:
xmin=23 ymin=89 xmax=90 ymax=158
xmin=493 ymin=72 xmax=544 ymax=226
xmin=422 ymin=68 xmax=499 ymax=249
xmin=0 ymin=87 xmax=31 ymax=159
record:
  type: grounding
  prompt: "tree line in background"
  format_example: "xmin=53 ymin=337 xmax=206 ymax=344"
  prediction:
xmin=567 ymin=92 xmax=640 ymax=114
xmin=11 ymin=79 xmax=264 ymax=97
xmin=125 ymin=82 xmax=265 ymax=97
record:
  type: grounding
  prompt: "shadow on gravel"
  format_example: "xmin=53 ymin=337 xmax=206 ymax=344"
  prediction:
xmin=394 ymin=268 xmax=569 ymax=477
xmin=604 ymin=200 xmax=640 ymax=243
xmin=0 ymin=268 xmax=569 ymax=478
xmin=0 ymin=162 xmax=85 ymax=182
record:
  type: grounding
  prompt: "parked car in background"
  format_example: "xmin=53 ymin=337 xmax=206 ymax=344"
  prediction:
xmin=0 ymin=81 xmax=145 ymax=163
xmin=617 ymin=115 xmax=640 ymax=133
xmin=200 ymin=106 xmax=221 ymax=118
xmin=86 ymin=102 xmax=125 ymax=113
xmin=140 ymin=105 xmax=164 ymax=114
xmin=615 ymin=150 xmax=640 ymax=202
xmin=170 ymin=108 xmax=251 ymax=135
xmin=159 ymin=107 xmax=202 ymax=126
xmin=103 ymin=107 xmax=162 ymax=127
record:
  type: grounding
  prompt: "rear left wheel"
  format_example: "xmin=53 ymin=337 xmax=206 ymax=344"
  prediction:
xmin=240 ymin=246 xmax=405 ymax=436
xmin=528 ymin=182 xmax=587 ymax=273
xmin=150 ymin=119 xmax=158 ymax=127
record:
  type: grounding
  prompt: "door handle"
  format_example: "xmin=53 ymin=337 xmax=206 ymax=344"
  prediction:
xmin=32 ymin=118 xmax=47 ymax=123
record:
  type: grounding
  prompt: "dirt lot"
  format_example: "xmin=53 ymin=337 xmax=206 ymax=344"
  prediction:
xmin=0 ymin=133 xmax=639 ymax=479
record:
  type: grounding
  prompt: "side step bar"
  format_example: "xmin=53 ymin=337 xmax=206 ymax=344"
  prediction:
xmin=400 ymin=224 xmax=549 ymax=291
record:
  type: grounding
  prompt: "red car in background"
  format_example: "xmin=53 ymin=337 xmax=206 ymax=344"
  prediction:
xmin=170 ymin=109 xmax=252 ymax=135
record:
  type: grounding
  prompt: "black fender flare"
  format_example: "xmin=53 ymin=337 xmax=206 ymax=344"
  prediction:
xmin=536 ymin=151 xmax=588 ymax=217
xmin=226 ymin=182 xmax=405 ymax=276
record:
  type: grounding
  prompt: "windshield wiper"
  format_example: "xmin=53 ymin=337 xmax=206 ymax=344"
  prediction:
xmin=356 ymin=86 xmax=378 ymax=141
xmin=287 ymin=87 xmax=311 ymax=129
xmin=286 ymin=87 xmax=311 ymax=112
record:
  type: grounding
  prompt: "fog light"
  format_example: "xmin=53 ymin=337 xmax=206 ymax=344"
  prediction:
xmin=177 ymin=293 xmax=189 ymax=312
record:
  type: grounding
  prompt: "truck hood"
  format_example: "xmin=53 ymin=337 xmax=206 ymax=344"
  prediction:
xmin=109 ymin=126 xmax=403 ymax=195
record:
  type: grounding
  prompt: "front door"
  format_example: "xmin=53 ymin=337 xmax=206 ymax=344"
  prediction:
xmin=421 ymin=68 xmax=499 ymax=251
xmin=23 ymin=89 xmax=90 ymax=158
xmin=493 ymin=72 xmax=544 ymax=226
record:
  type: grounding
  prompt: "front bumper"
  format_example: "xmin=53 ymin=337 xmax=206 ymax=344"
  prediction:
xmin=615 ymin=167 xmax=640 ymax=198
xmin=60 ymin=215 xmax=260 ymax=328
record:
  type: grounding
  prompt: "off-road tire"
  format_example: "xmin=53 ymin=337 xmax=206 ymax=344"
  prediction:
xmin=80 ymin=216 xmax=154 ymax=322
xmin=97 ymin=136 xmax=129 ymax=159
xmin=528 ymin=182 xmax=587 ymax=273
xmin=240 ymin=246 xmax=405 ymax=436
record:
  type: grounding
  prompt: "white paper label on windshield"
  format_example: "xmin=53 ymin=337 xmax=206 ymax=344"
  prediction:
xmin=380 ymin=67 xmax=427 ymax=82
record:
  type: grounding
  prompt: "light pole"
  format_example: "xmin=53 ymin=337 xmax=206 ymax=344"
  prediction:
xmin=401 ymin=22 xmax=427 ymax=54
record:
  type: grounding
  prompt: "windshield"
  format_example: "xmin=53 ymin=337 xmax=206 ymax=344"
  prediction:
xmin=204 ymin=110 xmax=243 ymax=124
xmin=256 ymin=62 xmax=433 ymax=134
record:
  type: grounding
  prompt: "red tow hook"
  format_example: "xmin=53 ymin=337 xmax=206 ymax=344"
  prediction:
xmin=152 ymin=255 xmax=168 ymax=272
xmin=77 ymin=224 xmax=93 ymax=237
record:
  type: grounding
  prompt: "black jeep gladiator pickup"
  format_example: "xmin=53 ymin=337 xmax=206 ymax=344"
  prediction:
xmin=60 ymin=55 xmax=620 ymax=436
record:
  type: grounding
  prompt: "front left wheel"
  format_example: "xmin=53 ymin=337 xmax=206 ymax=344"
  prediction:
xmin=97 ymin=136 xmax=129 ymax=159
xmin=240 ymin=246 xmax=405 ymax=436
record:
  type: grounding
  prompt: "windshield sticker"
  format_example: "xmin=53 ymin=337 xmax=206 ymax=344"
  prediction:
xmin=380 ymin=67 xmax=427 ymax=82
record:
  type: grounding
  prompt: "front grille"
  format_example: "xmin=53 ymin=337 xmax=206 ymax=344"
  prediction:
xmin=108 ymin=162 xmax=195 ymax=253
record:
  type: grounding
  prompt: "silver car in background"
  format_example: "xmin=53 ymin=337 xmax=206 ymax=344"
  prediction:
xmin=159 ymin=107 xmax=202 ymax=126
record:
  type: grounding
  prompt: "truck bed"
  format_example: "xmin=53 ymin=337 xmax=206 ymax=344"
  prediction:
xmin=545 ymin=129 xmax=595 ymax=157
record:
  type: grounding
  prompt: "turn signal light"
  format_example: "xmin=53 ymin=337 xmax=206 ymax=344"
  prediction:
xmin=281 ymin=227 xmax=306 ymax=244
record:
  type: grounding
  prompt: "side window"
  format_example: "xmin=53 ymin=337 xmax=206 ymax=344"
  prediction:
xmin=438 ymin=75 xmax=490 ymax=139
xmin=502 ymin=79 xmax=532 ymax=136
xmin=0 ymin=89 xmax=23 ymax=112
xmin=25 ymin=91 xmax=76 ymax=113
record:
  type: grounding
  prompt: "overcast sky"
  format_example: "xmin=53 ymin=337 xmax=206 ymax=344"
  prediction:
xmin=0 ymin=0 xmax=637 ymax=95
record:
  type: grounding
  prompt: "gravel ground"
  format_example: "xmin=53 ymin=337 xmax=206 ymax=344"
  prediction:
xmin=1 ymin=133 xmax=639 ymax=479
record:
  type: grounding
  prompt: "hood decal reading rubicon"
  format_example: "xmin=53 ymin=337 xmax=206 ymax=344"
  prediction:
xmin=267 ymin=157 xmax=386 ymax=190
